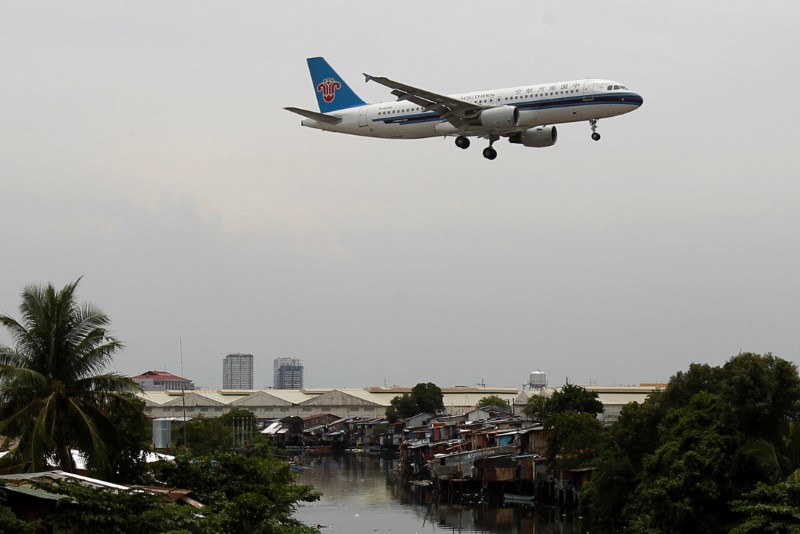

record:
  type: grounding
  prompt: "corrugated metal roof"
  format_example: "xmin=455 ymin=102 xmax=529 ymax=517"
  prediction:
xmin=230 ymin=391 xmax=293 ymax=407
xmin=137 ymin=385 xmax=657 ymax=411
xmin=0 ymin=471 xmax=129 ymax=491
xmin=2 ymin=484 xmax=67 ymax=501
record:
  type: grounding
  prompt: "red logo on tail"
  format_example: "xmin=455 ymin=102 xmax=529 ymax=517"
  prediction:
xmin=316 ymin=77 xmax=342 ymax=103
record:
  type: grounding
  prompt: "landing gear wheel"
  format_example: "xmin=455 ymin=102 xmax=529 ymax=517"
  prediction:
xmin=589 ymin=119 xmax=601 ymax=141
xmin=455 ymin=136 xmax=470 ymax=149
xmin=483 ymin=147 xmax=497 ymax=160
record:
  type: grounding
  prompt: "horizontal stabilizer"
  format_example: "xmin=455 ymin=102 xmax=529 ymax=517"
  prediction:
xmin=284 ymin=107 xmax=342 ymax=124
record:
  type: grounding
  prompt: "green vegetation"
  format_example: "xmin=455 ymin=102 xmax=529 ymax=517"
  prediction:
xmin=582 ymin=352 xmax=800 ymax=533
xmin=11 ymin=451 xmax=321 ymax=534
xmin=476 ymin=394 xmax=511 ymax=410
xmin=524 ymin=382 xmax=604 ymax=472
xmin=173 ymin=408 xmax=267 ymax=456
xmin=0 ymin=503 xmax=36 ymax=534
xmin=386 ymin=382 xmax=444 ymax=422
xmin=546 ymin=411 xmax=603 ymax=471
xmin=5 ymin=281 xmax=800 ymax=532
xmin=0 ymin=279 xmax=146 ymax=478
xmin=39 ymin=479 xmax=206 ymax=533
xmin=150 ymin=451 xmax=320 ymax=533
xmin=524 ymin=381 xmax=603 ymax=422
xmin=0 ymin=280 xmax=321 ymax=533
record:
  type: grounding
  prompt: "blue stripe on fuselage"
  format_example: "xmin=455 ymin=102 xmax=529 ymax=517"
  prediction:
xmin=372 ymin=92 xmax=641 ymax=126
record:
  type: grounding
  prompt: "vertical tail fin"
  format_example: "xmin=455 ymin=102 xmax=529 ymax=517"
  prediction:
xmin=306 ymin=57 xmax=367 ymax=113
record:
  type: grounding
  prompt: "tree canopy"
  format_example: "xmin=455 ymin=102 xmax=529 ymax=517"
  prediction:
xmin=150 ymin=451 xmax=320 ymax=533
xmin=174 ymin=408 xmax=264 ymax=456
xmin=476 ymin=395 xmax=511 ymax=411
xmin=0 ymin=279 xmax=146 ymax=478
xmin=386 ymin=382 xmax=444 ymax=422
xmin=523 ymin=382 xmax=603 ymax=422
xmin=10 ymin=450 xmax=321 ymax=534
xmin=581 ymin=352 xmax=800 ymax=533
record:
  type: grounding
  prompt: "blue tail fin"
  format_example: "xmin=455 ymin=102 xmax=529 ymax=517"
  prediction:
xmin=307 ymin=57 xmax=367 ymax=113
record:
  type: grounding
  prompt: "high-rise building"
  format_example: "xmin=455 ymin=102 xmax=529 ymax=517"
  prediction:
xmin=223 ymin=353 xmax=254 ymax=389
xmin=273 ymin=357 xmax=304 ymax=389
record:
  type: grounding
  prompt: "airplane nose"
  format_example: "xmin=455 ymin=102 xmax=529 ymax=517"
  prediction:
xmin=628 ymin=93 xmax=644 ymax=107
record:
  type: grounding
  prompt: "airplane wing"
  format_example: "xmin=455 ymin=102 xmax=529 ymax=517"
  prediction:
xmin=363 ymin=74 xmax=483 ymax=125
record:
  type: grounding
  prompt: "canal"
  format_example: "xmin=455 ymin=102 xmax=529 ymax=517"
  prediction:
xmin=293 ymin=452 xmax=582 ymax=533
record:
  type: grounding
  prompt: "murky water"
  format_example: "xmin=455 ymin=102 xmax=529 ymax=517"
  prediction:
xmin=293 ymin=452 xmax=581 ymax=533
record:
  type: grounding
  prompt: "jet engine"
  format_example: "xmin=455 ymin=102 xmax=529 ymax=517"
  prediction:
xmin=509 ymin=126 xmax=558 ymax=148
xmin=479 ymin=106 xmax=520 ymax=128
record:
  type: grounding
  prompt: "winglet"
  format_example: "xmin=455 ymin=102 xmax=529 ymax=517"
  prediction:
xmin=363 ymin=73 xmax=374 ymax=83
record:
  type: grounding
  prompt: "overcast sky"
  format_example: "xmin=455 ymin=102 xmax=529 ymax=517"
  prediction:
xmin=1 ymin=2 xmax=798 ymax=390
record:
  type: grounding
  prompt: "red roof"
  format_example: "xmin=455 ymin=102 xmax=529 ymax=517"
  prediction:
xmin=131 ymin=370 xmax=190 ymax=381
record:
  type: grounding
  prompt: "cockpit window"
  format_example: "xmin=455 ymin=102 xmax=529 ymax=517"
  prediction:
xmin=620 ymin=85 xmax=628 ymax=90
xmin=607 ymin=85 xmax=612 ymax=90
xmin=613 ymin=85 xmax=620 ymax=90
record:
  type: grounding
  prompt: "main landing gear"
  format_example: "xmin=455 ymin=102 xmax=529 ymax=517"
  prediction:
xmin=482 ymin=134 xmax=499 ymax=160
xmin=454 ymin=134 xmax=499 ymax=160
xmin=589 ymin=119 xmax=601 ymax=141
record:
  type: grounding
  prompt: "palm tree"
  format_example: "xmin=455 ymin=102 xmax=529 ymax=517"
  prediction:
xmin=743 ymin=420 xmax=800 ymax=483
xmin=0 ymin=278 xmax=140 ymax=475
xmin=523 ymin=393 xmax=550 ymax=422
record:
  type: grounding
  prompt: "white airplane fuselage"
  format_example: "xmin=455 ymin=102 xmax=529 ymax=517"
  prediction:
xmin=300 ymin=78 xmax=642 ymax=139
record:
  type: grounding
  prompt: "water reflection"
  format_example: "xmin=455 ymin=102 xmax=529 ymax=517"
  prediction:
xmin=293 ymin=452 xmax=580 ymax=533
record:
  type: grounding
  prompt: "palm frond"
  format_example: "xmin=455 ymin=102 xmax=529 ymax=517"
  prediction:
xmin=742 ymin=438 xmax=783 ymax=481
xmin=66 ymin=396 xmax=110 ymax=475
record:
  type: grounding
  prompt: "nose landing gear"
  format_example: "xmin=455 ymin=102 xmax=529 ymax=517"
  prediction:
xmin=589 ymin=119 xmax=601 ymax=141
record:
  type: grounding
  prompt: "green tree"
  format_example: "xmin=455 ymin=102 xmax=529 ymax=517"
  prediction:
xmin=174 ymin=409 xmax=259 ymax=455
xmin=720 ymin=353 xmax=800 ymax=444
xmin=104 ymin=394 xmax=151 ymax=483
xmin=582 ymin=353 xmax=800 ymax=532
xmin=545 ymin=411 xmax=603 ymax=471
xmin=548 ymin=382 xmax=604 ymax=415
xmin=476 ymin=395 xmax=510 ymax=410
xmin=0 ymin=279 xmax=142 ymax=476
xmin=626 ymin=391 xmax=735 ymax=533
xmin=523 ymin=383 xmax=603 ymax=422
xmin=579 ymin=438 xmax=636 ymax=530
xmin=522 ymin=393 xmax=549 ymax=422
xmin=730 ymin=481 xmax=800 ymax=534
xmin=41 ymin=479 xmax=205 ymax=534
xmin=743 ymin=420 xmax=800 ymax=484
xmin=151 ymin=451 xmax=320 ymax=533
xmin=0 ymin=498 xmax=38 ymax=533
xmin=411 ymin=382 xmax=445 ymax=414
xmin=580 ymin=400 xmax=662 ymax=529
xmin=386 ymin=382 xmax=444 ymax=422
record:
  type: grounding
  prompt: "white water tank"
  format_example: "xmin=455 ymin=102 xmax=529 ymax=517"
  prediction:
xmin=153 ymin=418 xmax=172 ymax=449
xmin=529 ymin=371 xmax=547 ymax=389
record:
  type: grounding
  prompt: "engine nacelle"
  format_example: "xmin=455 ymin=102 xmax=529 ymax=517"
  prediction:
xmin=479 ymin=106 xmax=519 ymax=128
xmin=509 ymin=126 xmax=558 ymax=148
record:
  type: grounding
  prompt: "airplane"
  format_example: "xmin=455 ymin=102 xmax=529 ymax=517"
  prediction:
xmin=285 ymin=57 xmax=643 ymax=160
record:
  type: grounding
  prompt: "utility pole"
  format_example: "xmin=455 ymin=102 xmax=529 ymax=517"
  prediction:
xmin=180 ymin=338 xmax=187 ymax=447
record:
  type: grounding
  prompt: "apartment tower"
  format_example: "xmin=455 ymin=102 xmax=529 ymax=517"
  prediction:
xmin=222 ymin=353 xmax=254 ymax=389
xmin=273 ymin=357 xmax=304 ymax=389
